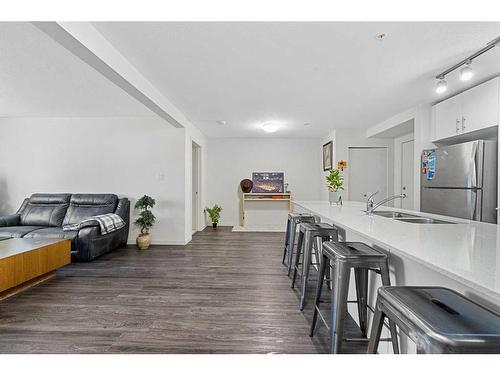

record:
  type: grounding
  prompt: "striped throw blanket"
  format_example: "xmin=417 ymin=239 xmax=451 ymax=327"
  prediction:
xmin=63 ymin=213 xmax=125 ymax=234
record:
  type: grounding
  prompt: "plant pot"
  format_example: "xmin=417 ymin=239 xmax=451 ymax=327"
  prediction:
xmin=136 ymin=233 xmax=151 ymax=250
xmin=212 ymin=223 xmax=218 ymax=229
xmin=329 ymin=191 xmax=340 ymax=205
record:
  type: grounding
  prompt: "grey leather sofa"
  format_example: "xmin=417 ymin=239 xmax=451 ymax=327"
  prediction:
xmin=0 ymin=193 xmax=130 ymax=261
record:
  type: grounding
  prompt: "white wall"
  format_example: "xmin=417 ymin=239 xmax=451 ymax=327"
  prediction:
xmin=366 ymin=104 xmax=434 ymax=210
xmin=207 ymin=138 xmax=322 ymax=226
xmin=319 ymin=129 xmax=395 ymax=202
xmin=0 ymin=117 xmax=191 ymax=245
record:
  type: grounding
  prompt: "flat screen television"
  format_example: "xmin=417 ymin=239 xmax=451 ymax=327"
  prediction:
xmin=251 ymin=172 xmax=284 ymax=193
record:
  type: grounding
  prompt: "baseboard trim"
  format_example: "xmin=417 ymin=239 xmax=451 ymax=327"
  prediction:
xmin=126 ymin=240 xmax=187 ymax=246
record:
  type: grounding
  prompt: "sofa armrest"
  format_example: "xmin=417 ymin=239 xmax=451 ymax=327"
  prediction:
xmin=78 ymin=221 xmax=101 ymax=231
xmin=0 ymin=214 xmax=20 ymax=227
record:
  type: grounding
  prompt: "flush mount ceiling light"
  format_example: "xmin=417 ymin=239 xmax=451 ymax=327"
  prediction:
xmin=459 ymin=61 xmax=474 ymax=81
xmin=216 ymin=120 xmax=227 ymax=125
xmin=375 ymin=33 xmax=387 ymax=41
xmin=435 ymin=77 xmax=448 ymax=94
xmin=434 ymin=35 xmax=500 ymax=94
xmin=261 ymin=122 xmax=280 ymax=133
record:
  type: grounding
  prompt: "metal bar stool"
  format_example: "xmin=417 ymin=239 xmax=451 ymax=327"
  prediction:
xmin=291 ymin=222 xmax=338 ymax=310
xmin=310 ymin=241 xmax=399 ymax=354
xmin=282 ymin=213 xmax=319 ymax=276
xmin=368 ymin=286 xmax=500 ymax=354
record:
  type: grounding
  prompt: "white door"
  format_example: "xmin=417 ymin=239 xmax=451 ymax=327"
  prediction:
xmin=348 ymin=147 xmax=388 ymax=203
xmin=401 ymin=140 xmax=415 ymax=210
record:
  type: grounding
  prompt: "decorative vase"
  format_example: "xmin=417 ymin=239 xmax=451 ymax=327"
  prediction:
xmin=240 ymin=179 xmax=253 ymax=193
xmin=136 ymin=233 xmax=151 ymax=250
xmin=329 ymin=191 xmax=340 ymax=205
xmin=212 ymin=223 xmax=218 ymax=229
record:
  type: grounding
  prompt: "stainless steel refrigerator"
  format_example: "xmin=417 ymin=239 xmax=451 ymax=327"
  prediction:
xmin=420 ymin=140 xmax=498 ymax=223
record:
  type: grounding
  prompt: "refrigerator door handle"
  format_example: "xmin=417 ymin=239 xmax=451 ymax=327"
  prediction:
xmin=469 ymin=142 xmax=478 ymax=188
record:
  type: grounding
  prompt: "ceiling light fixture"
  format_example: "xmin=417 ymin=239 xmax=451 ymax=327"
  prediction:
xmin=434 ymin=35 xmax=500 ymax=94
xmin=435 ymin=77 xmax=448 ymax=94
xmin=459 ymin=61 xmax=474 ymax=81
xmin=261 ymin=122 xmax=280 ymax=133
xmin=216 ymin=120 xmax=227 ymax=125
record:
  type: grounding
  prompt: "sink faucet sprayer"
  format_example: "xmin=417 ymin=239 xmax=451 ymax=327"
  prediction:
xmin=366 ymin=192 xmax=407 ymax=215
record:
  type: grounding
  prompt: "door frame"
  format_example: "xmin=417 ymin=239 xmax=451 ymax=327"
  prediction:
xmin=191 ymin=141 xmax=202 ymax=233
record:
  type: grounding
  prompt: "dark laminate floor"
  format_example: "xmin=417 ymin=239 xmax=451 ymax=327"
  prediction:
xmin=0 ymin=227 xmax=365 ymax=353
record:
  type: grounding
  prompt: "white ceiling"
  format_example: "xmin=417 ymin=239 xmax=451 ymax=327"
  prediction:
xmin=93 ymin=22 xmax=500 ymax=138
xmin=0 ymin=22 xmax=153 ymax=118
xmin=2 ymin=22 xmax=500 ymax=139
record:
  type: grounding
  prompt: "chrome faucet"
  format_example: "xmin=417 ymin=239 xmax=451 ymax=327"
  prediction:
xmin=365 ymin=192 xmax=407 ymax=215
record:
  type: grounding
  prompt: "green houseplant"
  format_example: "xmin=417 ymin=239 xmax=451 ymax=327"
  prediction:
xmin=134 ymin=195 xmax=156 ymax=250
xmin=204 ymin=204 xmax=222 ymax=228
xmin=326 ymin=168 xmax=344 ymax=205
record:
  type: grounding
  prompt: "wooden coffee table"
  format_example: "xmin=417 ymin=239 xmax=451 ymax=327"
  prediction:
xmin=0 ymin=238 xmax=71 ymax=300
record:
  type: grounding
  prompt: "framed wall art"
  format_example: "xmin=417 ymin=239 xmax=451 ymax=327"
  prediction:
xmin=323 ymin=141 xmax=333 ymax=171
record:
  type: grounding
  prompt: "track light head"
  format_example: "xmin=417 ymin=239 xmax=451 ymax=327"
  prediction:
xmin=436 ymin=78 xmax=447 ymax=94
xmin=459 ymin=62 xmax=474 ymax=81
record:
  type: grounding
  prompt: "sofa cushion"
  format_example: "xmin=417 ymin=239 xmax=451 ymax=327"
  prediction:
xmin=20 ymin=193 xmax=71 ymax=227
xmin=23 ymin=227 xmax=78 ymax=249
xmin=0 ymin=226 xmax=45 ymax=238
xmin=63 ymin=194 xmax=118 ymax=226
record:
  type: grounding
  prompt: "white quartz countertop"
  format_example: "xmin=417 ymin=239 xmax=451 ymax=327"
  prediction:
xmin=293 ymin=200 xmax=500 ymax=300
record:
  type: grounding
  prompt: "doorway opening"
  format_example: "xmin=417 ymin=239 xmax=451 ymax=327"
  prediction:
xmin=192 ymin=141 xmax=201 ymax=234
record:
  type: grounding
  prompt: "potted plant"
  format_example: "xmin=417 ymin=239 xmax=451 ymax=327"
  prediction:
xmin=204 ymin=204 xmax=222 ymax=228
xmin=326 ymin=168 xmax=344 ymax=205
xmin=134 ymin=195 xmax=156 ymax=250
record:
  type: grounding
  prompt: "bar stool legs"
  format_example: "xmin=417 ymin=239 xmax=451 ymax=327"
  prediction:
xmin=282 ymin=217 xmax=292 ymax=265
xmin=310 ymin=254 xmax=328 ymax=337
xmin=354 ymin=268 xmax=369 ymax=337
xmin=291 ymin=223 xmax=337 ymax=311
xmin=282 ymin=214 xmax=318 ymax=276
xmin=310 ymin=241 xmax=400 ymax=354
xmin=331 ymin=262 xmax=351 ymax=353
xmin=291 ymin=229 xmax=314 ymax=310
xmin=378 ymin=263 xmax=400 ymax=354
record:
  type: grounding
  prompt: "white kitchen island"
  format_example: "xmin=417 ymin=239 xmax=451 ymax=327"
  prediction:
xmin=293 ymin=200 xmax=500 ymax=353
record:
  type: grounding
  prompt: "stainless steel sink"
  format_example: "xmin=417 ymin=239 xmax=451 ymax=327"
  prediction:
xmin=371 ymin=211 xmax=420 ymax=219
xmin=366 ymin=210 xmax=456 ymax=224
xmin=395 ymin=217 xmax=455 ymax=224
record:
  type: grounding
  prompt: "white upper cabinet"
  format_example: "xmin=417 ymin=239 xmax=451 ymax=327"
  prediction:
xmin=460 ymin=78 xmax=500 ymax=133
xmin=433 ymin=94 xmax=462 ymax=141
xmin=432 ymin=77 xmax=500 ymax=142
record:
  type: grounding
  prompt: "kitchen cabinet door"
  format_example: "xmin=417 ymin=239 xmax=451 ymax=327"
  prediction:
xmin=460 ymin=77 xmax=499 ymax=134
xmin=433 ymin=95 xmax=461 ymax=141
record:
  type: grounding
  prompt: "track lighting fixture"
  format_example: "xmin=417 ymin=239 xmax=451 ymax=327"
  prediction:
xmin=459 ymin=61 xmax=474 ymax=81
xmin=435 ymin=77 xmax=447 ymax=94
xmin=434 ymin=36 xmax=499 ymax=94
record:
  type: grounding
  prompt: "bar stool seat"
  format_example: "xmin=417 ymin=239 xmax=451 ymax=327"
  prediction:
xmin=368 ymin=286 xmax=500 ymax=354
xmin=291 ymin=222 xmax=338 ymax=310
xmin=310 ymin=241 xmax=399 ymax=354
xmin=282 ymin=213 xmax=318 ymax=276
